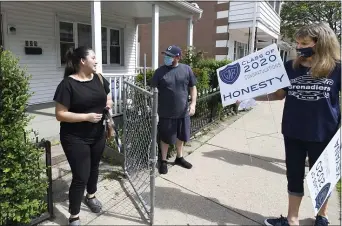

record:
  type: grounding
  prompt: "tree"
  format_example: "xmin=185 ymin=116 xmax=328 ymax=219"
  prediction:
xmin=280 ymin=1 xmax=341 ymax=42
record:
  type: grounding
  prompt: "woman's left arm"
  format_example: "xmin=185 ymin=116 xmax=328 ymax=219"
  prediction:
xmin=106 ymin=93 xmax=113 ymax=109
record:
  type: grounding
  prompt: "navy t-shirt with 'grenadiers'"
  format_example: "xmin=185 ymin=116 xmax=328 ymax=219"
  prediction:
xmin=282 ymin=60 xmax=341 ymax=142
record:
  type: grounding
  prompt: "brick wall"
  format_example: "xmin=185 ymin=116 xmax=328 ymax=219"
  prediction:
xmin=138 ymin=1 xmax=217 ymax=67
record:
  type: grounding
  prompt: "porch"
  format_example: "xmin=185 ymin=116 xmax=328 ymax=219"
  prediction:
xmin=225 ymin=1 xmax=291 ymax=61
xmin=1 ymin=1 xmax=202 ymax=105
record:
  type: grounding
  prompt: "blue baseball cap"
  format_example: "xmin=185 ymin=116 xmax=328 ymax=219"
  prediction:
xmin=162 ymin=45 xmax=182 ymax=57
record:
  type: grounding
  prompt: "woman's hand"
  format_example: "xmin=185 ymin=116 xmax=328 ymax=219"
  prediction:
xmin=86 ymin=113 xmax=103 ymax=123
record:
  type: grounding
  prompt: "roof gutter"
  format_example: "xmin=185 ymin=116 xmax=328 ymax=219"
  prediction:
xmin=168 ymin=1 xmax=203 ymax=21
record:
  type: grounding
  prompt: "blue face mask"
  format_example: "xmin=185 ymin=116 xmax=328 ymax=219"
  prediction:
xmin=164 ymin=55 xmax=174 ymax=66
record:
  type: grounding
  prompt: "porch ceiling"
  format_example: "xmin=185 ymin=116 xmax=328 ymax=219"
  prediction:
xmin=229 ymin=27 xmax=277 ymax=44
xmin=102 ymin=1 xmax=202 ymax=25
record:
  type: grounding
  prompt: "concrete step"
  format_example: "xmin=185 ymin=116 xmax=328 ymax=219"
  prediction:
xmin=51 ymin=145 xmax=67 ymax=166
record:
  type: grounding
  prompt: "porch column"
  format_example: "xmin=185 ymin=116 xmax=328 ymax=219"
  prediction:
xmin=152 ymin=4 xmax=159 ymax=70
xmin=91 ymin=1 xmax=103 ymax=73
xmin=187 ymin=18 xmax=193 ymax=48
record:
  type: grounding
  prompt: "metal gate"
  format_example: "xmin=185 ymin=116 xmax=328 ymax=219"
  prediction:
xmin=122 ymin=80 xmax=158 ymax=225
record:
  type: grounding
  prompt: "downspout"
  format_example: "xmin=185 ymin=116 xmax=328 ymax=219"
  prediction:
xmin=249 ymin=1 xmax=258 ymax=54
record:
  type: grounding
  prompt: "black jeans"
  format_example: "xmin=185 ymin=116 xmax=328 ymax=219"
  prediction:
xmin=60 ymin=133 xmax=106 ymax=215
xmin=284 ymin=136 xmax=330 ymax=197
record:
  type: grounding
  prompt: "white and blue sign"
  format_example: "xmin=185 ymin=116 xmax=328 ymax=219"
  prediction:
xmin=216 ymin=43 xmax=291 ymax=106
xmin=306 ymin=128 xmax=341 ymax=215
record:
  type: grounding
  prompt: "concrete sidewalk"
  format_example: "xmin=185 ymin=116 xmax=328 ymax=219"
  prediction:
xmin=42 ymin=101 xmax=341 ymax=225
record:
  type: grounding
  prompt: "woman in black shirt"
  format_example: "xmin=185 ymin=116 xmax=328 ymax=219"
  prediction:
xmin=53 ymin=46 xmax=112 ymax=225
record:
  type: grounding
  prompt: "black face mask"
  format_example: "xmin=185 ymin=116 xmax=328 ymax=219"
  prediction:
xmin=296 ymin=47 xmax=315 ymax=58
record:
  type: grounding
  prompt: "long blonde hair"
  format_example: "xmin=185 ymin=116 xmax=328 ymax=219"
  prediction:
xmin=293 ymin=22 xmax=341 ymax=78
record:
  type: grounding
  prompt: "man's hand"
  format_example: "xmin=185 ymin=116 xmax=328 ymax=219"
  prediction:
xmin=189 ymin=103 xmax=196 ymax=116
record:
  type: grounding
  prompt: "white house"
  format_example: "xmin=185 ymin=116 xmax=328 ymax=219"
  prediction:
xmin=215 ymin=0 xmax=294 ymax=62
xmin=0 ymin=1 xmax=202 ymax=105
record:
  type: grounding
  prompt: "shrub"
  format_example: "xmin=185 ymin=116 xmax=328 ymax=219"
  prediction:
xmin=180 ymin=46 xmax=205 ymax=68
xmin=0 ymin=50 xmax=48 ymax=224
xmin=136 ymin=69 xmax=155 ymax=87
xmin=197 ymin=58 xmax=232 ymax=89
xmin=192 ymin=67 xmax=209 ymax=93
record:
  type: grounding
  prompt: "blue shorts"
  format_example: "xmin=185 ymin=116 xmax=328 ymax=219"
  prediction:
xmin=158 ymin=117 xmax=191 ymax=145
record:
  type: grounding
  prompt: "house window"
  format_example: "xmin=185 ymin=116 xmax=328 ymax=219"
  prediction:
xmin=275 ymin=1 xmax=281 ymax=14
xmin=268 ymin=1 xmax=275 ymax=8
xmin=59 ymin=22 xmax=75 ymax=65
xmin=234 ymin=41 xmax=248 ymax=60
xmin=77 ymin=23 xmax=92 ymax=48
xmin=110 ymin=29 xmax=120 ymax=64
xmin=102 ymin=27 xmax=107 ymax=64
xmin=59 ymin=21 xmax=122 ymax=66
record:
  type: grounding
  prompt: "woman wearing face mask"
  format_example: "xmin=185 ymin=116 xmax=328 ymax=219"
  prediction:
xmin=251 ymin=22 xmax=340 ymax=226
xmin=53 ymin=46 xmax=112 ymax=226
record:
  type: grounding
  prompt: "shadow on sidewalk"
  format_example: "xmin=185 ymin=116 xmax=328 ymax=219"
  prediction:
xmin=202 ymin=149 xmax=286 ymax=175
xmin=27 ymin=102 xmax=56 ymax=117
xmin=151 ymin=186 xmax=316 ymax=226
xmin=152 ymin=186 xmax=263 ymax=225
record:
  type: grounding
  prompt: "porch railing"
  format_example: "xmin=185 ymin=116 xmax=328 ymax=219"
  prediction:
xmin=102 ymin=73 xmax=138 ymax=116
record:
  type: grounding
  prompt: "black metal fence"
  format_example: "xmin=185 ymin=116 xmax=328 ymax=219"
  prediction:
xmin=190 ymin=89 xmax=236 ymax=136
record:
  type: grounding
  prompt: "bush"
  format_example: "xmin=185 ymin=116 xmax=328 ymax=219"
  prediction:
xmin=197 ymin=58 xmax=232 ymax=89
xmin=136 ymin=69 xmax=155 ymax=87
xmin=180 ymin=47 xmax=232 ymax=90
xmin=180 ymin=46 xmax=205 ymax=68
xmin=0 ymin=50 xmax=48 ymax=224
xmin=192 ymin=67 xmax=209 ymax=93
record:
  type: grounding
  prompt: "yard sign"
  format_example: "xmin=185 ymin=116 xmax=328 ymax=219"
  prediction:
xmin=306 ymin=128 xmax=341 ymax=215
xmin=216 ymin=43 xmax=291 ymax=106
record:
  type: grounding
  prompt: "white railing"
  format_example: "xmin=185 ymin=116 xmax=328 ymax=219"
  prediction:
xmin=102 ymin=73 xmax=138 ymax=116
xmin=135 ymin=66 xmax=153 ymax=74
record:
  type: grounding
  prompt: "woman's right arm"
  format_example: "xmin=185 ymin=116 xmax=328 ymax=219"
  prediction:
xmin=55 ymin=103 xmax=89 ymax=123
xmin=254 ymin=89 xmax=286 ymax=101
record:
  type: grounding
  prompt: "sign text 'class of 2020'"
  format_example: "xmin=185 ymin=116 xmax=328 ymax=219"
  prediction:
xmin=216 ymin=43 xmax=291 ymax=107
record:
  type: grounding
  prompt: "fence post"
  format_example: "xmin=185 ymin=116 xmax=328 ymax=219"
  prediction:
xmin=122 ymin=80 xmax=127 ymax=172
xmin=144 ymin=53 xmax=148 ymax=107
xmin=44 ymin=140 xmax=54 ymax=218
xmin=150 ymin=87 xmax=158 ymax=226
xmin=144 ymin=53 xmax=147 ymax=89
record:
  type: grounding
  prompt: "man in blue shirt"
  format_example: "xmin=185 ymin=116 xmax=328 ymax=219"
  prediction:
xmin=150 ymin=45 xmax=197 ymax=174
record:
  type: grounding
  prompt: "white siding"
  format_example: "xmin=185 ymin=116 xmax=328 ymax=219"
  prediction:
xmin=1 ymin=2 xmax=137 ymax=105
xmin=216 ymin=25 xmax=228 ymax=33
xmin=216 ymin=40 xmax=228 ymax=47
xmin=215 ymin=55 xmax=227 ymax=61
xmin=217 ymin=0 xmax=229 ymax=4
xmin=215 ymin=40 xmax=235 ymax=61
xmin=257 ymin=1 xmax=280 ymax=35
xmin=228 ymin=1 xmax=256 ymax=23
xmin=228 ymin=1 xmax=280 ymax=38
xmin=216 ymin=10 xmax=229 ymax=19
